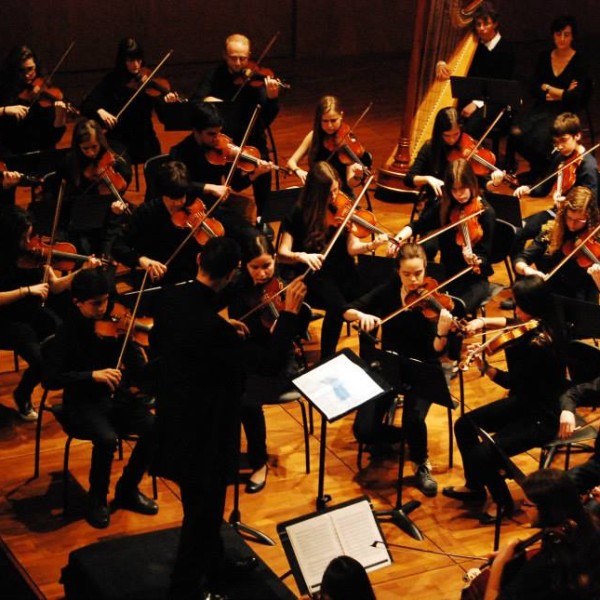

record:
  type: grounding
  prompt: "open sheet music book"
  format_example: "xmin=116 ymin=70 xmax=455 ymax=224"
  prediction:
xmin=278 ymin=497 xmax=392 ymax=595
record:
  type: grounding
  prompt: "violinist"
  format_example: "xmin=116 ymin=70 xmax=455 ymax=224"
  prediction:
xmin=507 ymin=16 xmax=591 ymax=180
xmin=277 ymin=161 xmax=388 ymax=359
xmin=169 ymin=102 xmax=267 ymax=244
xmin=480 ymin=469 xmax=600 ymax=600
xmin=0 ymin=169 xmax=24 ymax=205
xmin=0 ymin=45 xmax=67 ymax=154
xmin=81 ymin=38 xmax=178 ymax=165
xmin=43 ymin=268 xmax=157 ymax=530
xmin=343 ymin=243 xmax=461 ymax=497
xmin=0 ymin=206 xmax=101 ymax=421
xmin=444 ymin=276 xmax=568 ymax=523
xmin=190 ymin=33 xmax=279 ymax=229
xmin=112 ymin=161 xmax=200 ymax=287
xmin=514 ymin=186 xmax=600 ymax=302
xmin=398 ymin=158 xmax=495 ymax=314
xmin=435 ymin=2 xmax=516 ymax=139
xmin=227 ymin=234 xmax=308 ymax=494
xmin=286 ymin=95 xmax=371 ymax=196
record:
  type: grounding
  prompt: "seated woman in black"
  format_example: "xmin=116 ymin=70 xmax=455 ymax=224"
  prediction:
xmin=444 ymin=276 xmax=568 ymax=523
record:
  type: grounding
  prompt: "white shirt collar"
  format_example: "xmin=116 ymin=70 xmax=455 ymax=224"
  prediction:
xmin=483 ymin=32 xmax=501 ymax=51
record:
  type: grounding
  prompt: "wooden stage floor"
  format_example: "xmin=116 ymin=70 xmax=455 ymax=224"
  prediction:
xmin=1 ymin=53 xmax=598 ymax=599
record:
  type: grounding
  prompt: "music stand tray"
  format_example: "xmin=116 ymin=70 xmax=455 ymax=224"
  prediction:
xmin=450 ymin=76 xmax=523 ymax=109
xmin=276 ymin=496 xmax=392 ymax=597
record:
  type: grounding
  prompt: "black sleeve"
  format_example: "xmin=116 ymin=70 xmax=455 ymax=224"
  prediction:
xmin=560 ymin=376 xmax=600 ymax=413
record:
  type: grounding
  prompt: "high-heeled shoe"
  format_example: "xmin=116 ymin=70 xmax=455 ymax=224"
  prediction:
xmin=478 ymin=500 xmax=516 ymax=525
xmin=245 ymin=464 xmax=268 ymax=494
xmin=442 ymin=486 xmax=486 ymax=504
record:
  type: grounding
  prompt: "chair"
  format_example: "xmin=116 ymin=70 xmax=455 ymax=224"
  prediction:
xmin=0 ymin=346 xmax=20 ymax=373
xmin=566 ymin=340 xmax=600 ymax=385
xmin=265 ymin=125 xmax=281 ymax=190
xmin=539 ymin=415 xmax=598 ymax=470
xmin=142 ymin=153 xmax=170 ymax=201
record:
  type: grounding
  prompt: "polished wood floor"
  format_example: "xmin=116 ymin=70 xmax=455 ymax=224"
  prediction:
xmin=1 ymin=53 xmax=599 ymax=600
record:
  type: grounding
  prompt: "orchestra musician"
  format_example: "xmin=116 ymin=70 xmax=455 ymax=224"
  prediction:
xmin=436 ymin=2 xmax=516 ymax=140
xmin=343 ymin=243 xmax=461 ymax=496
xmin=227 ymin=234 xmax=308 ymax=494
xmin=0 ymin=45 xmax=67 ymax=154
xmin=507 ymin=15 xmax=591 ymax=180
xmin=149 ymin=237 xmax=249 ymax=599
xmin=0 ymin=169 xmax=24 ymax=205
xmin=480 ymin=469 xmax=600 ymax=600
xmin=397 ymin=158 xmax=495 ymax=315
xmin=277 ymin=161 xmax=387 ymax=359
xmin=190 ymin=33 xmax=280 ymax=233
xmin=286 ymin=95 xmax=371 ymax=196
xmin=81 ymin=37 xmax=178 ymax=165
xmin=43 ymin=268 xmax=158 ymax=529
xmin=444 ymin=276 xmax=568 ymax=523
xmin=0 ymin=206 xmax=101 ymax=421
xmin=514 ymin=186 xmax=600 ymax=303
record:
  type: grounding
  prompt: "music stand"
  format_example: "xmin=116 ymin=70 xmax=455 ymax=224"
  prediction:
xmin=276 ymin=496 xmax=392 ymax=597
xmin=68 ymin=194 xmax=113 ymax=232
xmin=486 ymin=192 xmax=523 ymax=229
xmin=158 ymin=103 xmax=194 ymax=131
xmin=552 ymin=294 xmax=600 ymax=340
xmin=292 ymin=349 xmax=392 ymax=511
xmin=3 ymin=148 xmax=69 ymax=178
xmin=450 ymin=76 xmax=523 ymax=113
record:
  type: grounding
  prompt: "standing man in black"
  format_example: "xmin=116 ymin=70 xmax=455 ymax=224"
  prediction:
xmin=150 ymin=237 xmax=246 ymax=599
xmin=191 ymin=33 xmax=280 ymax=235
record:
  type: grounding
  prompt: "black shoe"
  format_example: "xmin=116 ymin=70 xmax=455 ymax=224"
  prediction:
xmin=415 ymin=463 xmax=438 ymax=497
xmin=86 ymin=495 xmax=110 ymax=529
xmin=113 ymin=487 xmax=159 ymax=515
xmin=478 ymin=501 xmax=515 ymax=525
xmin=224 ymin=555 xmax=259 ymax=576
xmin=442 ymin=486 xmax=486 ymax=504
xmin=13 ymin=390 xmax=38 ymax=422
xmin=500 ymin=298 xmax=515 ymax=310
xmin=256 ymin=220 xmax=274 ymax=241
xmin=245 ymin=465 xmax=268 ymax=494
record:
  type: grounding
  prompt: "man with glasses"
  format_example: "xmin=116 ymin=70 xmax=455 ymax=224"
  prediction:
xmin=191 ymin=34 xmax=280 ymax=237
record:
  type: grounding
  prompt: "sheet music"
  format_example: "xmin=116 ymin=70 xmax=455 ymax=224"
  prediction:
xmin=285 ymin=499 xmax=391 ymax=593
xmin=293 ymin=353 xmax=384 ymax=421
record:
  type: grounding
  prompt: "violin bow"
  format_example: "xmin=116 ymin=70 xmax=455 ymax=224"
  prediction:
xmin=371 ymin=540 xmax=485 ymax=561
xmin=115 ymin=49 xmax=174 ymax=121
xmin=164 ymin=105 xmax=262 ymax=267
xmin=415 ymin=207 xmax=485 ymax=246
xmin=40 ymin=179 xmax=66 ymax=305
xmin=544 ymin=222 xmax=600 ymax=282
xmin=231 ymin=31 xmax=281 ymax=101
xmin=527 ymin=142 xmax=600 ymax=196
xmin=240 ymin=176 xmax=375 ymax=320
xmin=324 ymin=102 xmax=374 ymax=166
xmin=31 ymin=41 xmax=75 ymax=103
xmin=465 ymin=107 xmax=505 ymax=161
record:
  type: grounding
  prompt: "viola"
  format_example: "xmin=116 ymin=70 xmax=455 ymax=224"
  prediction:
xmin=448 ymin=132 xmax=518 ymax=187
xmin=94 ymin=302 xmax=153 ymax=346
xmin=171 ymin=198 xmax=225 ymax=245
xmin=205 ymin=133 xmax=290 ymax=174
xmin=561 ymin=228 xmax=600 ymax=269
xmin=0 ymin=160 xmax=43 ymax=187
xmin=127 ymin=67 xmax=187 ymax=102
xmin=20 ymin=235 xmax=110 ymax=271
xmin=18 ymin=76 xmax=79 ymax=115
xmin=233 ymin=62 xmax=291 ymax=91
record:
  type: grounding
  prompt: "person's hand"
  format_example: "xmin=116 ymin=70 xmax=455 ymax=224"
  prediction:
xmin=371 ymin=233 xmax=388 ymax=250
xmin=139 ymin=256 xmax=167 ymax=281
xmin=110 ymin=200 xmax=128 ymax=215
xmin=53 ymin=100 xmax=67 ymax=127
xmin=1 ymin=171 xmax=22 ymax=189
xmin=28 ymin=282 xmax=50 ymax=301
xmin=462 ymin=247 xmax=482 ymax=269
xmin=204 ymin=183 xmax=229 ymax=199
xmin=490 ymin=169 xmax=505 ymax=187
xmin=163 ymin=92 xmax=179 ymax=103
xmin=264 ymin=75 xmax=280 ymax=99
xmin=437 ymin=308 xmax=453 ymax=336
xmin=3 ymin=105 xmax=29 ymax=120
xmin=513 ymin=185 xmax=531 ymax=199
xmin=297 ymin=252 xmax=324 ymax=271
xmin=252 ymin=159 xmax=274 ymax=178
xmin=92 ymin=368 xmax=122 ymax=391
xmin=355 ymin=311 xmax=381 ymax=333
xmin=461 ymin=102 xmax=478 ymax=119
xmin=283 ymin=278 xmax=307 ymax=314
xmin=349 ymin=162 xmax=364 ymax=182
xmin=436 ymin=61 xmax=451 ymax=80
xmin=559 ymin=410 xmax=576 ymax=439
xmin=97 ymin=108 xmax=117 ymax=129
xmin=82 ymin=256 xmax=104 ymax=269
xmin=588 ymin=263 xmax=600 ymax=291
xmin=292 ymin=167 xmax=307 ymax=184
xmin=425 ymin=175 xmax=445 ymax=196
xmin=465 ymin=317 xmax=485 ymax=336
xmin=229 ymin=318 xmax=250 ymax=339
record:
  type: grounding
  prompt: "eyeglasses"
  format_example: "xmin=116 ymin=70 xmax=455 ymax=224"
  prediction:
xmin=565 ymin=215 xmax=587 ymax=224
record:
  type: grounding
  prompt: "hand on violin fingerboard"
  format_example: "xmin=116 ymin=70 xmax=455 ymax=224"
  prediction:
xmin=462 ymin=247 xmax=482 ymax=268
xmin=263 ymin=76 xmax=280 ymax=99
xmin=53 ymin=101 xmax=67 ymax=128
xmin=283 ymin=278 xmax=307 ymax=315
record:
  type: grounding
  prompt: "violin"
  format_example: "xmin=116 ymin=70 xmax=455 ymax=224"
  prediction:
xmin=459 ymin=320 xmax=539 ymax=371
xmin=171 ymin=198 xmax=225 ymax=245
xmin=127 ymin=67 xmax=186 ymax=102
xmin=82 ymin=151 xmax=131 ymax=215
xmin=94 ymin=302 xmax=152 ymax=346
xmin=205 ymin=133 xmax=290 ymax=174
xmin=233 ymin=62 xmax=291 ymax=91
xmin=448 ymin=133 xmax=518 ymax=187
xmin=20 ymin=235 xmax=110 ymax=271
xmin=0 ymin=161 xmax=43 ymax=187
xmin=251 ymin=277 xmax=286 ymax=330
xmin=561 ymin=228 xmax=600 ymax=269
xmin=552 ymin=148 xmax=583 ymax=200
xmin=323 ymin=122 xmax=370 ymax=173
xmin=404 ymin=277 xmax=467 ymax=332
xmin=18 ymin=76 xmax=79 ymax=116
xmin=449 ymin=197 xmax=484 ymax=257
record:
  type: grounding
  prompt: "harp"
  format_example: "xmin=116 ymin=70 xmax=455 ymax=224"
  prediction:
xmin=376 ymin=0 xmax=483 ymax=193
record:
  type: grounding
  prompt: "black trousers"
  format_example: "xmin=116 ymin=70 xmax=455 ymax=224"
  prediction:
xmin=568 ymin=455 xmax=600 ymax=495
xmin=64 ymin=395 xmax=155 ymax=499
xmin=454 ymin=396 xmax=557 ymax=504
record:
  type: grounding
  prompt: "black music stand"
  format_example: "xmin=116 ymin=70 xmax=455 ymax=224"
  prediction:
xmin=486 ymin=192 xmax=523 ymax=229
xmin=292 ymin=349 xmax=392 ymax=511
xmin=450 ymin=76 xmax=523 ymax=114
xmin=552 ymin=294 xmax=600 ymax=340
xmin=3 ymin=148 xmax=69 ymax=178
xmin=159 ymin=103 xmax=194 ymax=131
